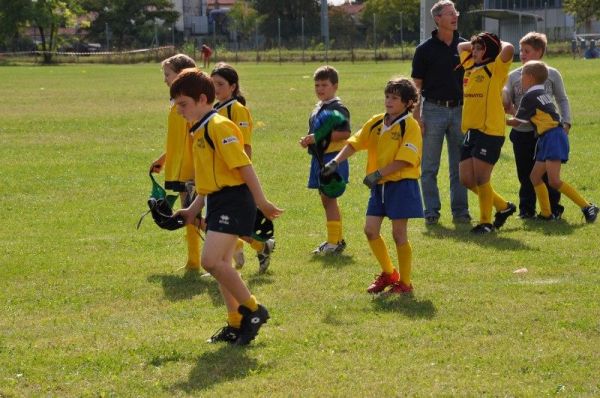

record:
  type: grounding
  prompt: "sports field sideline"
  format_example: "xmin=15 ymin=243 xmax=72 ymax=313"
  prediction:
xmin=0 ymin=59 xmax=599 ymax=396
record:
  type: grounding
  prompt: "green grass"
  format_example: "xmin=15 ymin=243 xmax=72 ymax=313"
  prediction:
xmin=1 ymin=59 xmax=599 ymax=397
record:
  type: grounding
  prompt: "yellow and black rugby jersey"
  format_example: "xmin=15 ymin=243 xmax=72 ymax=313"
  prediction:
xmin=214 ymin=99 xmax=253 ymax=146
xmin=347 ymin=112 xmax=422 ymax=182
xmin=189 ymin=111 xmax=251 ymax=195
xmin=460 ymin=52 xmax=511 ymax=137
xmin=308 ymin=97 xmax=351 ymax=153
xmin=164 ymin=102 xmax=194 ymax=185
xmin=514 ymin=84 xmax=562 ymax=135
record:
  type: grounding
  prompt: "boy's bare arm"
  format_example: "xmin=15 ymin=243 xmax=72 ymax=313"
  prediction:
xmin=457 ymin=42 xmax=472 ymax=53
xmin=499 ymin=41 xmax=515 ymax=63
xmin=379 ymin=160 xmax=411 ymax=177
xmin=330 ymin=129 xmax=351 ymax=142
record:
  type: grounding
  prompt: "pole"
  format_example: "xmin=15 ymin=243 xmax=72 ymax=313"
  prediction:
xmin=321 ymin=0 xmax=329 ymax=63
xmin=212 ymin=20 xmax=216 ymax=60
xmin=105 ymin=22 xmax=109 ymax=50
xmin=373 ymin=14 xmax=377 ymax=62
xmin=255 ymin=19 xmax=259 ymax=64
xmin=278 ymin=17 xmax=281 ymax=64
xmin=400 ymin=12 xmax=404 ymax=59
xmin=302 ymin=16 xmax=305 ymax=64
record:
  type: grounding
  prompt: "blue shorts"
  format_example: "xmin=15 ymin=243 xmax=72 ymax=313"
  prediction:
xmin=308 ymin=152 xmax=349 ymax=190
xmin=535 ymin=127 xmax=569 ymax=163
xmin=366 ymin=179 xmax=424 ymax=219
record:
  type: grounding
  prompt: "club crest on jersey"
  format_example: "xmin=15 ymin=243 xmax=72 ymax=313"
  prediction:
xmin=196 ymin=138 xmax=206 ymax=148
xmin=474 ymin=75 xmax=485 ymax=83
xmin=222 ymin=136 xmax=238 ymax=145
xmin=219 ymin=215 xmax=230 ymax=225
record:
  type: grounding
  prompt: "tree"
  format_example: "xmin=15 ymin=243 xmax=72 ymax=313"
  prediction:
xmin=362 ymin=0 xmax=420 ymax=45
xmin=251 ymin=0 xmax=320 ymax=46
xmin=328 ymin=7 xmax=360 ymax=49
xmin=81 ymin=0 xmax=178 ymax=49
xmin=564 ymin=0 xmax=600 ymax=28
xmin=0 ymin=0 xmax=33 ymax=48
xmin=228 ymin=0 xmax=263 ymax=43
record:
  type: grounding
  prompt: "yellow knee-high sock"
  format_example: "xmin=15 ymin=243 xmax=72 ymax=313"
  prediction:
xmin=241 ymin=295 xmax=258 ymax=312
xmin=534 ymin=183 xmax=552 ymax=217
xmin=396 ymin=241 xmax=412 ymax=286
xmin=469 ymin=185 xmax=507 ymax=211
xmin=250 ymin=239 xmax=264 ymax=252
xmin=228 ymin=311 xmax=242 ymax=328
xmin=477 ymin=182 xmax=494 ymax=224
xmin=185 ymin=224 xmax=201 ymax=269
xmin=368 ymin=236 xmax=395 ymax=274
xmin=492 ymin=188 xmax=509 ymax=211
xmin=558 ymin=182 xmax=589 ymax=208
xmin=327 ymin=221 xmax=342 ymax=244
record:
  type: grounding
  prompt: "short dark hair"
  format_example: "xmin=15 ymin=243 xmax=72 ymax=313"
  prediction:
xmin=170 ymin=68 xmax=215 ymax=104
xmin=313 ymin=65 xmax=339 ymax=85
xmin=385 ymin=77 xmax=419 ymax=112
xmin=470 ymin=32 xmax=501 ymax=62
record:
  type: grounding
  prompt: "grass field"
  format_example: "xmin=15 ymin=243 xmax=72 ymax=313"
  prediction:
xmin=1 ymin=59 xmax=599 ymax=397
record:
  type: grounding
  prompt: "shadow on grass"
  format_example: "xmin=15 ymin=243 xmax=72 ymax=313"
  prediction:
xmin=422 ymin=223 xmax=533 ymax=251
xmin=520 ymin=218 xmax=584 ymax=235
xmin=245 ymin=272 xmax=275 ymax=289
xmin=147 ymin=272 xmax=221 ymax=303
xmin=371 ymin=294 xmax=437 ymax=319
xmin=170 ymin=345 xmax=260 ymax=393
xmin=308 ymin=253 xmax=356 ymax=268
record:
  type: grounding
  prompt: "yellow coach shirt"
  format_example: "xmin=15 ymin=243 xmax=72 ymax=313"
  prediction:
xmin=460 ymin=52 xmax=511 ymax=137
xmin=215 ymin=99 xmax=254 ymax=146
xmin=347 ymin=112 xmax=422 ymax=182
xmin=190 ymin=112 xmax=251 ymax=195
xmin=164 ymin=103 xmax=194 ymax=183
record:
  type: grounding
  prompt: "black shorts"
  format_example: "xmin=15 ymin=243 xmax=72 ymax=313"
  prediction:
xmin=206 ymin=184 xmax=256 ymax=237
xmin=460 ymin=129 xmax=505 ymax=165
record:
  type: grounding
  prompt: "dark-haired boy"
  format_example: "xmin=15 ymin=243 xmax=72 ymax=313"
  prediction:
xmin=299 ymin=65 xmax=351 ymax=254
xmin=322 ymin=77 xmax=423 ymax=295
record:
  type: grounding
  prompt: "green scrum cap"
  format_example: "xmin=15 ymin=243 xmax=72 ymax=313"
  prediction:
xmin=319 ymin=171 xmax=347 ymax=199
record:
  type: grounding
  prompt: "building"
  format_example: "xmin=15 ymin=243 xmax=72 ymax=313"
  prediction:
xmin=172 ymin=0 xmax=236 ymax=37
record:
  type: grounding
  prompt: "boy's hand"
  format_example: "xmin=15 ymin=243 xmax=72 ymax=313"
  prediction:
xmin=506 ymin=117 xmax=519 ymax=127
xmin=321 ymin=160 xmax=338 ymax=177
xmin=257 ymin=200 xmax=284 ymax=221
xmin=150 ymin=158 xmax=164 ymax=173
xmin=173 ymin=207 xmax=201 ymax=226
xmin=299 ymin=134 xmax=315 ymax=148
xmin=363 ymin=170 xmax=382 ymax=189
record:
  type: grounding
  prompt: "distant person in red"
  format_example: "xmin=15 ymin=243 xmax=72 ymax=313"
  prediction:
xmin=201 ymin=44 xmax=213 ymax=68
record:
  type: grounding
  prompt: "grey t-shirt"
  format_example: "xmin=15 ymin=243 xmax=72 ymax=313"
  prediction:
xmin=504 ymin=65 xmax=571 ymax=132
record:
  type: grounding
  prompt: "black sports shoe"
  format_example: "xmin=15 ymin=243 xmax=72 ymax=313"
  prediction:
xmin=235 ymin=304 xmax=270 ymax=346
xmin=470 ymin=223 xmax=495 ymax=234
xmin=552 ymin=204 xmax=565 ymax=219
xmin=207 ymin=325 xmax=240 ymax=344
xmin=493 ymin=202 xmax=516 ymax=228
xmin=582 ymin=203 xmax=599 ymax=223
xmin=518 ymin=211 xmax=536 ymax=219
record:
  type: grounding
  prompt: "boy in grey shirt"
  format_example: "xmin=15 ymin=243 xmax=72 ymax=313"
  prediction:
xmin=503 ymin=32 xmax=571 ymax=219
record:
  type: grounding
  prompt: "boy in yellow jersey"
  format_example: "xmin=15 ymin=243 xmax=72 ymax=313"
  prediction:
xmin=457 ymin=33 xmax=517 ymax=234
xmin=170 ymin=69 xmax=283 ymax=345
xmin=299 ymin=66 xmax=351 ymax=254
xmin=322 ymin=78 xmax=423 ymax=295
xmin=149 ymin=54 xmax=201 ymax=271
xmin=507 ymin=61 xmax=598 ymax=222
xmin=211 ymin=63 xmax=276 ymax=273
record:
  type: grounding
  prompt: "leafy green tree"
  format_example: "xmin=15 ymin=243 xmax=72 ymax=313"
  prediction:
xmin=81 ymin=0 xmax=178 ymax=49
xmin=0 ymin=0 xmax=33 ymax=48
xmin=251 ymin=0 xmax=320 ymax=46
xmin=564 ymin=0 xmax=600 ymax=27
xmin=362 ymin=0 xmax=420 ymax=45
xmin=328 ymin=6 xmax=360 ymax=49
xmin=228 ymin=0 xmax=263 ymax=42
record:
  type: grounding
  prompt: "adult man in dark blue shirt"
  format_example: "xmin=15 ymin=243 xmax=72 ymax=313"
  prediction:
xmin=411 ymin=0 xmax=470 ymax=225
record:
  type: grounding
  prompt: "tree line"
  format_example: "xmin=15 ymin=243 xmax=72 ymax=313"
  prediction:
xmin=1 ymin=0 xmax=597 ymax=63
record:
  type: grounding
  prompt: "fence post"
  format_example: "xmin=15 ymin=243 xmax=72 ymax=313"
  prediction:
xmin=255 ymin=20 xmax=259 ymax=64
xmin=278 ymin=17 xmax=282 ymax=64
xmin=373 ymin=14 xmax=377 ymax=63
xmin=302 ymin=16 xmax=305 ymax=64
